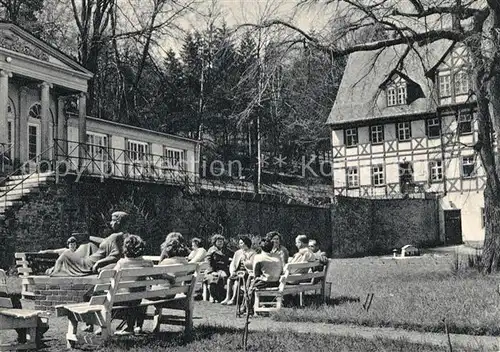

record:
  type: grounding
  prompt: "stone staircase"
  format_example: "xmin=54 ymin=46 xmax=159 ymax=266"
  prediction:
xmin=0 ymin=172 xmax=55 ymax=218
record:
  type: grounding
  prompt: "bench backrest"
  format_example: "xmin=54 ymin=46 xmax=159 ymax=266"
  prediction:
xmin=90 ymin=263 xmax=200 ymax=308
xmin=15 ymin=252 xmax=59 ymax=276
xmin=278 ymin=261 xmax=327 ymax=291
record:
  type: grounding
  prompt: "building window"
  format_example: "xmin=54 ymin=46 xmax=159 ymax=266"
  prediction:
xmin=28 ymin=125 xmax=38 ymax=160
xmin=370 ymin=125 xmax=384 ymax=144
xmin=346 ymin=167 xmax=359 ymax=188
xmin=397 ymin=122 xmax=412 ymax=141
xmin=127 ymin=140 xmax=149 ymax=163
xmin=429 ymin=160 xmax=443 ymax=182
xmin=28 ymin=103 xmax=42 ymax=119
xmin=387 ymin=81 xmax=407 ymax=106
xmin=461 ymin=155 xmax=475 ymax=178
xmin=438 ymin=74 xmax=451 ymax=97
xmin=427 ymin=118 xmax=441 ymax=138
xmin=397 ymin=85 xmax=407 ymax=105
xmin=372 ymin=165 xmax=385 ymax=186
xmin=345 ymin=128 xmax=358 ymax=147
xmin=458 ymin=114 xmax=472 ymax=135
xmin=6 ymin=121 xmax=12 ymax=160
xmin=164 ymin=147 xmax=186 ymax=171
xmin=387 ymin=87 xmax=397 ymax=106
xmin=454 ymin=70 xmax=470 ymax=95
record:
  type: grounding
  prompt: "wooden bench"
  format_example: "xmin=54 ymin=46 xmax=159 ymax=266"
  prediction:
xmin=55 ymin=263 xmax=200 ymax=348
xmin=0 ymin=269 xmax=49 ymax=351
xmin=144 ymin=257 xmax=209 ymax=300
xmin=253 ymin=261 xmax=330 ymax=315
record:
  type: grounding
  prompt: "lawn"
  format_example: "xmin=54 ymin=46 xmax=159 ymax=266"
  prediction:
xmin=273 ymin=253 xmax=500 ymax=336
xmin=0 ymin=323 xmax=457 ymax=352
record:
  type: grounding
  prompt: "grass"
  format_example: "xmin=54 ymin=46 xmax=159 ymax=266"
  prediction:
xmin=272 ymin=253 xmax=500 ymax=336
xmin=89 ymin=326 xmax=448 ymax=352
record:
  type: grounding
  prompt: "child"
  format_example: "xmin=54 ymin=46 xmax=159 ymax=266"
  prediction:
xmin=113 ymin=234 xmax=153 ymax=335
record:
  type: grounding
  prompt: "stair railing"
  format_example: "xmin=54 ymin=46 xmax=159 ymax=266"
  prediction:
xmin=0 ymin=146 xmax=55 ymax=211
xmin=0 ymin=143 xmax=14 ymax=175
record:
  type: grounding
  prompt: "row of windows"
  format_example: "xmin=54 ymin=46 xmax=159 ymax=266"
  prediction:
xmin=86 ymin=133 xmax=187 ymax=170
xmin=343 ymin=115 xmax=473 ymax=147
xmin=386 ymin=69 xmax=470 ymax=107
xmin=345 ymin=157 xmax=476 ymax=188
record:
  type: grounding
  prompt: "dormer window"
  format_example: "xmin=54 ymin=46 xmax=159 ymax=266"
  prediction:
xmin=434 ymin=45 xmax=472 ymax=101
xmin=386 ymin=79 xmax=407 ymax=106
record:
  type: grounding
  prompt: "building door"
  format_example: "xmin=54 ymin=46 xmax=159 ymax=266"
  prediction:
xmin=444 ymin=209 xmax=463 ymax=245
xmin=399 ymin=162 xmax=413 ymax=194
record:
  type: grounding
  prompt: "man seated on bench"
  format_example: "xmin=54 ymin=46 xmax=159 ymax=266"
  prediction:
xmin=289 ymin=235 xmax=316 ymax=274
xmin=308 ymin=239 xmax=329 ymax=266
xmin=245 ymin=238 xmax=283 ymax=315
xmin=113 ymin=234 xmax=153 ymax=336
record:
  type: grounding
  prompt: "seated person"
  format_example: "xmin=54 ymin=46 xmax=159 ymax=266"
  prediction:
xmin=159 ymin=232 xmax=190 ymax=266
xmin=48 ymin=212 xmax=130 ymax=276
xmin=221 ymin=235 xmax=256 ymax=305
xmin=308 ymin=239 xmax=329 ymax=266
xmin=267 ymin=231 xmax=289 ymax=265
xmin=205 ymin=234 xmax=232 ymax=303
xmin=187 ymin=237 xmax=207 ymax=263
xmin=113 ymin=234 xmax=153 ymax=336
xmin=153 ymin=232 xmax=192 ymax=299
xmin=245 ymin=238 xmax=283 ymax=314
xmin=288 ymin=235 xmax=316 ymax=274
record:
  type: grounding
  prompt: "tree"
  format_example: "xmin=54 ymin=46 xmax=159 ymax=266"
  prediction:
xmin=0 ymin=0 xmax=44 ymax=33
xmin=243 ymin=0 xmax=500 ymax=272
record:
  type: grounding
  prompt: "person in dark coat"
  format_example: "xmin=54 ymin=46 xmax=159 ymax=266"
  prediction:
xmin=204 ymin=234 xmax=232 ymax=302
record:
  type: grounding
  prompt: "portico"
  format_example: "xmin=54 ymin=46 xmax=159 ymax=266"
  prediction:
xmin=0 ymin=23 xmax=93 ymax=171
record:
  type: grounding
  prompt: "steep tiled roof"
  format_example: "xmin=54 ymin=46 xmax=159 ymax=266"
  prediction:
xmin=326 ymin=39 xmax=454 ymax=126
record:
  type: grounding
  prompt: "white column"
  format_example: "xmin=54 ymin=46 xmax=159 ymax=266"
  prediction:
xmin=18 ymin=87 xmax=29 ymax=163
xmin=39 ymin=81 xmax=52 ymax=159
xmin=0 ymin=70 xmax=12 ymax=148
xmin=78 ymin=92 xmax=87 ymax=165
xmin=56 ymin=96 xmax=67 ymax=160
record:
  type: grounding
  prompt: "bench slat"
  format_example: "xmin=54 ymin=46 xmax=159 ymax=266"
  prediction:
xmin=113 ymin=285 xmax=188 ymax=303
xmin=284 ymin=262 xmax=325 ymax=271
xmin=285 ymin=272 xmax=325 ymax=282
xmin=17 ymin=268 xmax=33 ymax=274
xmin=119 ymin=264 xmax=198 ymax=277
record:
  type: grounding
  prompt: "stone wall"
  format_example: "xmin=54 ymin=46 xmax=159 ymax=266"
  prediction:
xmin=0 ymin=177 xmax=443 ymax=269
xmin=0 ymin=176 xmax=332 ymax=269
xmin=331 ymin=196 xmax=441 ymax=257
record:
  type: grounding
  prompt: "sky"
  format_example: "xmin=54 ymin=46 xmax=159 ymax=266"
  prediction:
xmin=156 ymin=0 xmax=335 ymax=55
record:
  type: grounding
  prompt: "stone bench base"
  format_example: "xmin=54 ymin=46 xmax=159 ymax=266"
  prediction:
xmin=21 ymin=276 xmax=98 ymax=311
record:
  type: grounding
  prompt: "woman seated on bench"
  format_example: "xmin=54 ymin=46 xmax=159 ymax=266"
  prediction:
xmin=113 ymin=234 xmax=153 ymax=336
xmin=244 ymin=238 xmax=283 ymax=315
xmin=221 ymin=235 xmax=255 ymax=305
xmin=205 ymin=234 xmax=232 ymax=303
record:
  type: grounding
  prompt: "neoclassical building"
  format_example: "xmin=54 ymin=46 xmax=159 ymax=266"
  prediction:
xmin=328 ymin=40 xmax=484 ymax=245
xmin=0 ymin=23 xmax=199 ymax=215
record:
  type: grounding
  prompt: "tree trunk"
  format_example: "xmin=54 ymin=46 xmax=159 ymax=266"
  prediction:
xmin=481 ymin=183 xmax=500 ymax=272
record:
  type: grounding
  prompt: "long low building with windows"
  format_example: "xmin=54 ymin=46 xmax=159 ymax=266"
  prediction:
xmin=0 ymin=23 xmax=199 ymax=202
xmin=327 ymin=40 xmax=485 ymax=245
